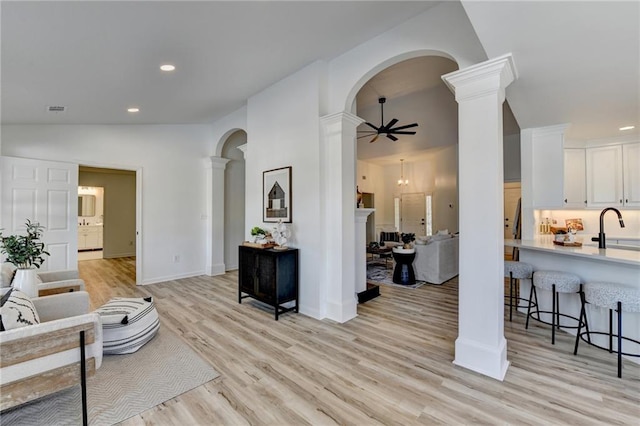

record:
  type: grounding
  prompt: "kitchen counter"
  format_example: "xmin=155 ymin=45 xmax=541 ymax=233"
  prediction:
xmin=505 ymin=236 xmax=639 ymax=364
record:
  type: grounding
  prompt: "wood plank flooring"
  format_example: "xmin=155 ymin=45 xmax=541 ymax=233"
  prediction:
xmin=78 ymin=258 xmax=640 ymax=425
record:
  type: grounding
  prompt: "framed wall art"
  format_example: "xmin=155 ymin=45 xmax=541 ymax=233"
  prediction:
xmin=263 ymin=166 xmax=292 ymax=223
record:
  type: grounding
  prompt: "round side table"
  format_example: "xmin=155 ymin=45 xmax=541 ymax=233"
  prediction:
xmin=392 ymin=247 xmax=416 ymax=285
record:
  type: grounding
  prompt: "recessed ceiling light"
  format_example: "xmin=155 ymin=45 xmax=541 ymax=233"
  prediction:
xmin=619 ymin=125 xmax=635 ymax=131
xmin=127 ymin=107 xmax=140 ymax=113
xmin=160 ymin=64 xmax=176 ymax=72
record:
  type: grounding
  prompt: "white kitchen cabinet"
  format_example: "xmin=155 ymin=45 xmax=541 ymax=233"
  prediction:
xmin=78 ymin=225 xmax=103 ymax=251
xmin=623 ymin=143 xmax=640 ymax=207
xmin=563 ymin=148 xmax=586 ymax=208
xmin=586 ymin=145 xmax=623 ymax=207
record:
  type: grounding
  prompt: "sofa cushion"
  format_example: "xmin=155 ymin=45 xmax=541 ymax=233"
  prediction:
xmin=0 ymin=289 xmax=40 ymax=331
xmin=1 ymin=263 xmax=17 ymax=288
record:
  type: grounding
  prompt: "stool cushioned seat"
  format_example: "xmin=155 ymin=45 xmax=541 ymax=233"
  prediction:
xmin=585 ymin=283 xmax=640 ymax=312
xmin=504 ymin=261 xmax=533 ymax=279
xmin=533 ymin=271 xmax=580 ymax=293
xmin=95 ymin=297 xmax=160 ymax=355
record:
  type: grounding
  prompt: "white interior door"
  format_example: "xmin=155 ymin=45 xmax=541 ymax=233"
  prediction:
xmin=401 ymin=193 xmax=426 ymax=235
xmin=1 ymin=156 xmax=78 ymax=271
xmin=504 ymin=183 xmax=521 ymax=255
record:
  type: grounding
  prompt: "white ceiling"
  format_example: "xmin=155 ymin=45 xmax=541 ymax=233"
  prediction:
xmin=0 ymin=1 xmax=439 ymax=125
xmin=2 ymin=1 xmax=638 ymax=144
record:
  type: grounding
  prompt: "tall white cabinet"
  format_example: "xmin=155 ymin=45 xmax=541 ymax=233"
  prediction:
xmin=623 ymin=143 xmax=640 ymax=207
xmin=563 ymin=148 xmax=586 ymax=208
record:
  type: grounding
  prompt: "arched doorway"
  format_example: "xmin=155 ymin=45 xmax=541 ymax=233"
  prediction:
xmin=221 ymin=130 xmax=247 ymax=270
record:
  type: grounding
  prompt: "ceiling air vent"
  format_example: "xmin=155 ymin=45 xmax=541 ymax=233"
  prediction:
xmin=47 ymin=105 xmax=66 ymax=112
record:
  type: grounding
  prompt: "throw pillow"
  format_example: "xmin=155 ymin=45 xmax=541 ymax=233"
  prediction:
xmin=0 ymin=289 xmax=40 ymax=331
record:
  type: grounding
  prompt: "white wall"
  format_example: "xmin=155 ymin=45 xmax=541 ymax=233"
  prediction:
xmin=245 ymin=61 xmax=325 ymax=318
xmin=1 ymin=124 xmax=212 ymax=284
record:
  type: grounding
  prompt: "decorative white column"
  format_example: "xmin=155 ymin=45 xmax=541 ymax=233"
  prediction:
xmin=206 ymin=156 xmax=230 ymax=276
xmin=355 ymin=208 xmax=375 ymax=294
xmin=319 ymin=111 xmax=364 ymax=323
xmin=442 ymin=53 xmax=518 ymax=381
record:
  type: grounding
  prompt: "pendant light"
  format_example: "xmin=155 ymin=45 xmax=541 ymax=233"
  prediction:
xmin=397 ymin=159 xmax=409 ymax=186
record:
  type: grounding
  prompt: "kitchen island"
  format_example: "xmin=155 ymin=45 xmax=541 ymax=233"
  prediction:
xmin=505 ymin=236 xmax=640 ymax=364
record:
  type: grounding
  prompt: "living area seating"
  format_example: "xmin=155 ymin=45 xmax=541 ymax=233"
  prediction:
xmin=0 ymin=290 xmax=103 ymax=415
xmin=1 ymin=262 xmax=86 ymax=296
xmin=413 ymin=235 xmax=459 ymax=284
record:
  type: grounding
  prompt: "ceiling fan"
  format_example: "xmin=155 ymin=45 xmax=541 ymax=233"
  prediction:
xmin=357 ymin=97 xmax=418 ymax=143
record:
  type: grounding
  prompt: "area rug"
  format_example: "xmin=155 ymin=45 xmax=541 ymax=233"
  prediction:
xmin=367 ymin=260 xmax=425 ymax=289
xmin=1 ymin=327 xmax=220 ymax=425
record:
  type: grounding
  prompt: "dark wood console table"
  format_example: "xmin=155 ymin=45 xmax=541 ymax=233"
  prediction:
xmin=238 ymin=245 xmax=299 ymax=320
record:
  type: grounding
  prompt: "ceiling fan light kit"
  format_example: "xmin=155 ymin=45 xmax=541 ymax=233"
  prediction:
xmin=357 ymin=96 xmax=418 ymax=143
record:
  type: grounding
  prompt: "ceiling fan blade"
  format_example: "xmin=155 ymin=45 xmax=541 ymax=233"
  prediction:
xmin=369 ymin=134 xmax=379 ymax=143
xmin=388 ymin=123 xmax=418 ymax=131
xmin=364 ymin=122 xmax=380 ymax=131
xmin=388 ymin=131 xmax=417 ymax=135
xmin=386 ymin=134 xmax=398 ymax=141
xmin=384 ymin=118 xmax=398 ymax=130
xmin=357 ymin=133 xmax=377 ymax=139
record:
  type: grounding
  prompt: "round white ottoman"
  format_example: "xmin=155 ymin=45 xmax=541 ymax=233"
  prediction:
xmin=95 ymin=296 xmax=160 ymax=355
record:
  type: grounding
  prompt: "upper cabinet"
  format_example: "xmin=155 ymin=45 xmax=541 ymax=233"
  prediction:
xmin=586 ymin=145 xmax=623 ymax=207
xmin=586 ymin=143 xmax=639 ymax=208
xmin=563 ymin=148 xmax=586 ymax=208
xmin=622 ymin=143 xmax=640 ymax=207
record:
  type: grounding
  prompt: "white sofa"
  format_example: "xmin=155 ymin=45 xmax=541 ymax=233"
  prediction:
xmin=0 ymin=291 xmax=103 ymax=411
xmin=413 ymin=235 xmax=459 ymax=284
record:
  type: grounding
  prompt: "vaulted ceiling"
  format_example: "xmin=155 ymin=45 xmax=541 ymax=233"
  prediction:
xmin=2 ymin=1 xmax=637 ymax=148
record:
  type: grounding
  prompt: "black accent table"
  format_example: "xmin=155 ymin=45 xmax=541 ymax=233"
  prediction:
xmin=392 ymin=249 xmax=416 ymax=285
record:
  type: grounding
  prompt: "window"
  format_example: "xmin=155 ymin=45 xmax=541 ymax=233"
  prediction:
xmin=426 ymin=194 xmax=433 ymax=236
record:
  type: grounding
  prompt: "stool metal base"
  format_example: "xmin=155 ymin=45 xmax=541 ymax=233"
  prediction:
xmin=525 ymin=283 xmax=588 ymax=345
xmin=504 ymin=273 xmax=536 ymax=322
xmin=574 ymin=300 xmax=640 ymax=378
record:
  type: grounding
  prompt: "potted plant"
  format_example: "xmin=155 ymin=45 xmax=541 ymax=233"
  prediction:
xmin=0 ymin=219 xmax=49 ymax=297
xmin=250 ymin=226 xmax=269 ymax=243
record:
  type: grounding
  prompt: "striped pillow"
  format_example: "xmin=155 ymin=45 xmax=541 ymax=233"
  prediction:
xmin=1 ymin=289 xmax=40 ymax=331
xmin=95 ymin=297 xmax=159 ymax=355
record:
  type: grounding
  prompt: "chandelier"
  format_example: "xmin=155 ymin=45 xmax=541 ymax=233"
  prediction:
xmin=397 ymin=159 xmax=408 ymax=186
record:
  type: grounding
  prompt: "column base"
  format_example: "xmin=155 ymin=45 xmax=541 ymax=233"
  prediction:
xmin=325 ymin=298 xmax=357 ymax=323
xmin=453 ymin=336 xmax=509 ymax=381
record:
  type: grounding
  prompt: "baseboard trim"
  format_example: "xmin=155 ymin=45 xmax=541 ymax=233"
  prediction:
xmin=141 ymin=270 xmax=205 ymax=285
xmin=207 ymin=263 xmax=226 ymax=276
xmin=324 ymin=298 xmax=357 ymax=323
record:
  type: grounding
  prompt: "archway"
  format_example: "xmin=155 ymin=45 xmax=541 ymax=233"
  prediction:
xmin=221 ymin=130 xmax=247 ymax=270
xmin=323 ymin=51 xmax=517 ymax=380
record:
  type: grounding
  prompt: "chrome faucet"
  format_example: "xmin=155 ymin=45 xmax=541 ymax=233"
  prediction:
xmin=592 ymin=207 xmax=625 ymax=249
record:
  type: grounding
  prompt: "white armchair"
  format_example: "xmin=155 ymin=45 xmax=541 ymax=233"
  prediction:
xmin=1 ymin=263 xmax=85 ymax=296
xmin=0 ymin=291 xmax=103 ymax=413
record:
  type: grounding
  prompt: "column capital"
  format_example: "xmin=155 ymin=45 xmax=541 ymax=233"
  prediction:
xmin=320 ymin=111 xmax=365 ymax=129
xmin=208 ymin=156 xmax=231 ymax=170
xmin=236 ymin=144 xmax=247 ymax=159
xmin=442 ymin=53 xmax=518 ymax=102
xmin=355 ymin=208 xmax=375 ymax=223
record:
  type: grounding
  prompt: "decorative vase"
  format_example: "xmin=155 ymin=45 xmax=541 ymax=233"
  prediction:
xmin=13 ymin=268 xmax=38 ymax=298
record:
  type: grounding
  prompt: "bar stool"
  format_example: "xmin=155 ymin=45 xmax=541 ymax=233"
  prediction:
xmin=574 ymin=282 xmax=640 ymax=378
xmin=504 ymin=261 xmax=534 ymax=322
xmin=526 ymin=271 xmax=587 ymax=345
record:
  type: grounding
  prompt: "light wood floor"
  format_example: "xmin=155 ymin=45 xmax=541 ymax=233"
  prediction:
xmin=78 ymin=258 xmax=640 ymax=425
